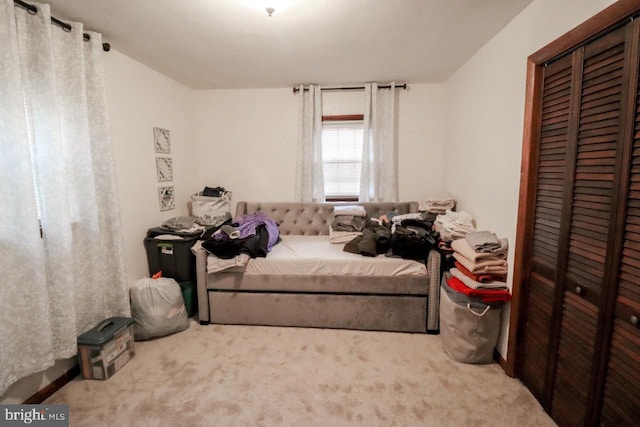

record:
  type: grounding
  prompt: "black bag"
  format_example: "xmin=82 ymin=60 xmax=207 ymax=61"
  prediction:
xmin=201 ymin=186 xmax=226 ymax=197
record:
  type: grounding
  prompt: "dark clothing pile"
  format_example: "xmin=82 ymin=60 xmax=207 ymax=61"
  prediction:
xmin=343 ymin=220 xmax=391 ymax=257
xmin=202 ymin=212 xmax=280 ymax=259
xmin=343 ymin=213 xmax=439 ymax=261
xmin=388 ymin=217 xmax=438 ymax=261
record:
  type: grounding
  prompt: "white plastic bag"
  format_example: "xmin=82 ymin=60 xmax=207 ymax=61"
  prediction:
xmin=191 ymin=191 xmax=232 ymax=226
xmin=130 ymin=277 xmax=190 ymax=340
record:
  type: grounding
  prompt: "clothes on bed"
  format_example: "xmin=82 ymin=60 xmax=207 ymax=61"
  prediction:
xmin=343 ymin=220 xmax=392 ymax=257
xmin=203 ymin=212 xmax=280 ymax=259
xmin=219 ymin=224 xmax=240 ymax=239
xmin=330 ymin=206 xmax=367 ymax=242
xmin=232 ymin=212 xmax=280 ymax=251
xmin=192 ymin=241 xmax=251 ymax=273
xmin=387 ymin=217 xmax=439 ymax=261
xmin=343 ymin=215 xmax=439 ymax=261
xmin=329 ymin=227 xmax=362 ymax=244
xmin=246 ymin=235 xmax=428 ymax=277
xmin=331 ymin=215 xmax=367 ymax=232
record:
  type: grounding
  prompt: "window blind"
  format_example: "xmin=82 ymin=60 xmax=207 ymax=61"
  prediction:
xmin=321 ymin=121 xmax=363 ymax=198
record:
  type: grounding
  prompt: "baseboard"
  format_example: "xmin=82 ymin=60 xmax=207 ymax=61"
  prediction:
xmin=23 ymin=364 xmax=80 ymax=404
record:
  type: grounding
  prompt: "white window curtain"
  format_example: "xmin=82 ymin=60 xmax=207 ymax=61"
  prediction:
xmin=359 ymin=82 xmax=398 ymax=202
xmin=0 ymin=1 xmax=129 ymax=395
xmin=294 ymin=84 xmax=325 ymax=202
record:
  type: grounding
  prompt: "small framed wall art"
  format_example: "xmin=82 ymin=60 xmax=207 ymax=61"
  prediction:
xmin=158 ymin=186 xmax=175 ymax=211
xmin=154 ymin=127 xmax=171 ymax=154
xmin=156 ymin=157 xmax=173 ymax=182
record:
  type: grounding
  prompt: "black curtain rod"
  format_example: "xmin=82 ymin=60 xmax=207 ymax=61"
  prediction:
xmin=292 ymin=83 xmax=407 ymax=94
xmin=13 ymin=0 xmax=111 ymax=52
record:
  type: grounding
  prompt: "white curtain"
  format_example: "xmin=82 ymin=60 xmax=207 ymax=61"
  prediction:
xmin=0 ymin=1 xmax=129 ymax=395
xmin=294 ymin=84 xmax=325 ymax=202
xmin=360 ymin=82 xmax=398 ymax=202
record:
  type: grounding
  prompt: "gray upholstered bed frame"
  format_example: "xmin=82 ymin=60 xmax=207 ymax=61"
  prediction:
xmin=195 ymin=201 xmax=441 ymax=333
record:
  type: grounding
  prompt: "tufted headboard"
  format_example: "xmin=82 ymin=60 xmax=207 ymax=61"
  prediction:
xmin=235 ymin=201 xmax=419 ymax=235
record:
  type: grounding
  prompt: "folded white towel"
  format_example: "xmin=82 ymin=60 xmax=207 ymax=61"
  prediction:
xmin=329 ymin=226 xmax=362 ymax=244
xmin=419 ymin=192 xmax=456 ymax=213
xmin=434 ymin=210 xmax=476 ymax=240
xmin=333 ymin=205 xmax=367 ymax=217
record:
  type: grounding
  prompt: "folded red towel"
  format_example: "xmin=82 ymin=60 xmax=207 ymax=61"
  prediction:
xmin=454 ymin=261 xmax=506 ymax=283
xmin=447 ymin=276 xmax=512 ymax=303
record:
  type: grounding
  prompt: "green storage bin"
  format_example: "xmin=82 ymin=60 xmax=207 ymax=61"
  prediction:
xmin=77 ymin=317 xmax=135 ymax=380
xmin=180 ymin=280 xmax=198 ymax=318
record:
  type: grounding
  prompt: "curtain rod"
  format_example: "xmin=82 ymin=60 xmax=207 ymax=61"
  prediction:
xmin=292 ymin=83 xmax=407 ymax=94
xmin=13 ymin=0 xmax=111 ymax=52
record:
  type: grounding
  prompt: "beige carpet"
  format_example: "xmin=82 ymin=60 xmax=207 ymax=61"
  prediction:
xmin=45 ymin=320 xmax=556 ymax=427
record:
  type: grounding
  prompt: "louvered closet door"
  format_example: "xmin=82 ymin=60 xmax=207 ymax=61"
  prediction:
xmin=600 ymin=27 xmax=640 ymax=425
xmin=551 ymin=26 xmax=630 ymax=426
xmin=518 ymin=53 xmax=574 ymax=404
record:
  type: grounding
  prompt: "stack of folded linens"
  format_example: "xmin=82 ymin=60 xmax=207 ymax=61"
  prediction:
xmin=448 ymin=231 xmax=511 ymax=303
xmin=329 ymin=205 xmax=367 ymax=243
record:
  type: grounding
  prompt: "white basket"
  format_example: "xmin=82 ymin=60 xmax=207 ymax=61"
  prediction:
xmin=191 ymin=191 xmax=232 ymax=226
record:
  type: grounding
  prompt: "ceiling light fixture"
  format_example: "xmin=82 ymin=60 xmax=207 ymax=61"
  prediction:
xmin=265 ymin=7 xmax=275 ymax=17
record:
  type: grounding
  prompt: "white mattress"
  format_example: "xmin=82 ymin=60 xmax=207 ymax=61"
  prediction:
xmin=245 ymin=235 xmax=427 ymax=276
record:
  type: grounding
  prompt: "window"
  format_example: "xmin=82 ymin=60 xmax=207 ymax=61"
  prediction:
xmin=321 ymin=115 xmax=364 ymax=201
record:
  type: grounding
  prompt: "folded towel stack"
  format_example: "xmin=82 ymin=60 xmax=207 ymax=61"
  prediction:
xmin=330 ymin=205 xmax=367 ymax=243
xmin=419 ymin=192 xmax=456 ymax=215
xmin=447 ymin=231 xmax=511 ymax=303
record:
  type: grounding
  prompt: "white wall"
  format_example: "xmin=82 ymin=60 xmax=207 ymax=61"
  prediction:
xmin=192 ymin=83 xmax=447 ymax=211
xmin=105 ymin=50 xmax=197 ymax=286
xmin=443 ymin=0 xmax=617 ymax=357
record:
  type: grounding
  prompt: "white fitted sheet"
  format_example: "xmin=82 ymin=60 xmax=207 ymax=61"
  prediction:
xmin=245 ymin=235 xmax=427 ymax=276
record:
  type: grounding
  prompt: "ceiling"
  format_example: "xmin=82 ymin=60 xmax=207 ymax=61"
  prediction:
xmin=44 ymin=0 xmax=534 ymax=90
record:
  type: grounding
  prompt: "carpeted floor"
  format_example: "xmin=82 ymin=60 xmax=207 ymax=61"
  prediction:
xmin=45 ymin=320 xmax=556 ymax=426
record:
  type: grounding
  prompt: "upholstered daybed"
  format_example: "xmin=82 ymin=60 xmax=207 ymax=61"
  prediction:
xmin=194 ymin=201 xmax=441 ymax=333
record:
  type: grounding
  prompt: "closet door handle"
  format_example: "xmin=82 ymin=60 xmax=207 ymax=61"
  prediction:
xmin=575 ymin=285 xmax=583 ymax=295
xmin=631 ymin=315 xmax=639 ymax=327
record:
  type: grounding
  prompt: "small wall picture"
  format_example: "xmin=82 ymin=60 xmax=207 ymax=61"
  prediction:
xmin=156 ymin=157 xmax=173 ymax=182
xmin=154 ymin=127 xmax=171 ymax=154
xmin=158 ymin=186 xmax=175 ymax=211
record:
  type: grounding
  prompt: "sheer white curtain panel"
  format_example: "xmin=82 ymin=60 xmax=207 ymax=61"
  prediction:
xmin=360 ymin=82 xmax=398 ymax=202
xmin=0 ymin=1 xmax=128 ymax=396
xmin=294 ymin=84 xmax=325 ymax=202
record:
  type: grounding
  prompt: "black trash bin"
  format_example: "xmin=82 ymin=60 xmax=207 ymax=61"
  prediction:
xmin=144 ymin=234 xmax=199 ymax=282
